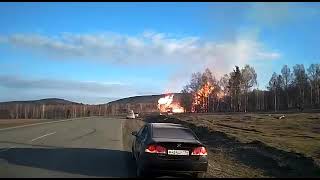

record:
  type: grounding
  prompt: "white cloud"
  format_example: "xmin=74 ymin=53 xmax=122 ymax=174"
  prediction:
xmin=256 ymin=52 xmax=281 ymax=60
xmin=0 ymin=31 xmax=281 ymax=92
xmin=1 ymin=31 xmax=279 ymax=63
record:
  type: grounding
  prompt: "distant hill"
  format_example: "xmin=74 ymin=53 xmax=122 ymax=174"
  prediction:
xmin=107 ymin=95 xmax=162 ymax=104
xmin=0 ymin=98 xmax=80 ymax=105
xmin=104 ymin=93 xmax=184 ymax=115
xmin=0 ymin=94 xmax=185 ymax=119
xmin=0 ymin=93 xmax=184 ymax=106
xmin=107 ymin=93 xmax=183 ymax=105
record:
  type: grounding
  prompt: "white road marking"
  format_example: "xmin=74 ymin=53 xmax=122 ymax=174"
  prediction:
xmin=29 ymin=132 xmax=56 ymax=142
xmin=0 ymin=132 xmax=56 ymax=153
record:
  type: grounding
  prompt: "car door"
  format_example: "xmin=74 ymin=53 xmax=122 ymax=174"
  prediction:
xmin=136 ymin=125 xmax=148 ymax=159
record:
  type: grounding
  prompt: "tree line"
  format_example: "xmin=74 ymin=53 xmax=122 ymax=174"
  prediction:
xmin=181 ymin=64 xmax=320 ymax=113
xmin=0 ymin=103 xmax=114 ymax=119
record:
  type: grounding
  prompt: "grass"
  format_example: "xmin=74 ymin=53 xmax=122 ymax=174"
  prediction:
xmin=205 ymin=146 xmax=267 ymax=178
xmin=174 ymin=113 xmax=320 ymax=165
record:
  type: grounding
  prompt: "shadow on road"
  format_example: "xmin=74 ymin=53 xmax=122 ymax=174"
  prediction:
xmin=0 ymin=147 xmax=136 ymax=177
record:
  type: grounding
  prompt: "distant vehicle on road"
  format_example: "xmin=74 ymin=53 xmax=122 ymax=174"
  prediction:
xmin=131 ymin=123 xmax=208 ymax=177
xmin=126 ymin=110 xmax=136 ymax=119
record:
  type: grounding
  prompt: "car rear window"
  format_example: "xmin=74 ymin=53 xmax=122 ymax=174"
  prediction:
xmin=152 ymin=127 xmax=196 ymax=140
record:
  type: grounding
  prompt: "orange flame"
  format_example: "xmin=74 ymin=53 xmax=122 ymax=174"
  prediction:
xmin=191 ymin=82 xmax=225 ymax=112
xmin=217 ymin=91 xmax=225 ymax=100
xmin=158 ymin=94 xmax=184 ymax=113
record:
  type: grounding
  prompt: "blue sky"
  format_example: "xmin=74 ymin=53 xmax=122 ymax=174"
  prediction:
xmin=0 ymin=2 xmax=319 ymax=104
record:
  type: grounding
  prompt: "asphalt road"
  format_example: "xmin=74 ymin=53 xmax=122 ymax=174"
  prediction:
xmin=0 ymin=117 xmax=136 ymax=178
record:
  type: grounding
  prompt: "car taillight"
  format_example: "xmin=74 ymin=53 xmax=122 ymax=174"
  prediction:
xmin=145 ymin=145 xmax=166 ymax=154
xmin=191 ymin=147 xmax=207 ymax=156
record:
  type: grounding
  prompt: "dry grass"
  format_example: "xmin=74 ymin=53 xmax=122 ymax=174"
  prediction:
xmin=142 ymin=113 xmax=320 ymax=177
xmin=174 ymin=113 xmax=320 ymax=165
xmin=205 ymin=147 xmax=267 ymax=178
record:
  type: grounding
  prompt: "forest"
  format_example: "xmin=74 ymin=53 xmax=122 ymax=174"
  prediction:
xmin=180 ymin=64 xmax=320 ymax=113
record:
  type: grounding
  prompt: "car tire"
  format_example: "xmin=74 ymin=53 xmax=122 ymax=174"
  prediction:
xmin=193 ymin=172 xmax=206 ymax=178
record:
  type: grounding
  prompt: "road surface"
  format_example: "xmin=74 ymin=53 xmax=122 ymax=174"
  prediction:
xmin=0 ymin=117 xmax=136 ymax=178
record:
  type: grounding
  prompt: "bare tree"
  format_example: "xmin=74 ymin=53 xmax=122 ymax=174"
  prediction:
xmin=180 ymin=88 xmax=193 ymax=112
xmin=241 ymin=65 xmax=257 ymax=112
xmin=188 ymin=72 xmax=203 ymax=92
xmin=268 ymin=72 xmax=281 ymax=112
xmin=229 ymin=66 xmax=242 ymax=112
xmin=219 ymin=74 xmax=230 ymax=111
xmin=281 ymin=65 xmax=292 ymax=109
xmin=317 ymin=64 xmax=320 ymax=106
xmin=293 ymin=64 xmax=308 ymax=111
xmin=307 ymin=64 xmax=320 ymax=107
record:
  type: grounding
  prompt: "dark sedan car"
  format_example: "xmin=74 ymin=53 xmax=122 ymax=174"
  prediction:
xmin=131 ymin=123 xmax=208 ymax=177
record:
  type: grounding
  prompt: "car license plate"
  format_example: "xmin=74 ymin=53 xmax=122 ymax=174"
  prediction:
xmin=168 ymin=149 xmax=189 ymax=156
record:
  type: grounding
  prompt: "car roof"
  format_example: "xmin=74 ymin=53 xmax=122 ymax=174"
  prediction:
xmin=149 ymin=123 xmax=187 ymax=129
xmin=148 ymin=123 xmax=200 ymax=141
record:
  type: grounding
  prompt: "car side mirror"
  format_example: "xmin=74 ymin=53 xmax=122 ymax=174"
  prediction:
xmin=131 ymin=131 xmax=138 ymax=137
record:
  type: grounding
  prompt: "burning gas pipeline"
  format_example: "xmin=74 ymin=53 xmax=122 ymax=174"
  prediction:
xmin=158 ymin=94 xmax=184 ymax=114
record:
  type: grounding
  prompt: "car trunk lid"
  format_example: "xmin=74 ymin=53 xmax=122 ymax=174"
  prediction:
xmin=150 ymin=138 xmax=204 ymax=160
